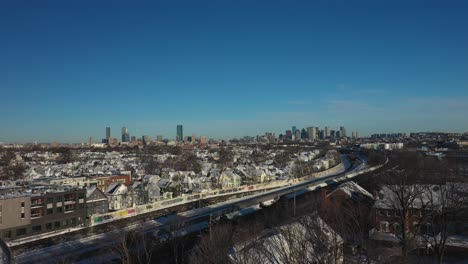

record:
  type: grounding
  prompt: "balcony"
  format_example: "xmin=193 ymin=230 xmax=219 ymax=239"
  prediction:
xmin=30 ymin=208 xmax=43 ymax=219
xmin=30 ymin=203 xmax=44 ymax=208
xmin=31 ymin=213 xmax=42 ymax=219
xmin=64 ymin=200 xmax=76 ymax=205
xmin=64 ymin=205 xmax=76 ymax=213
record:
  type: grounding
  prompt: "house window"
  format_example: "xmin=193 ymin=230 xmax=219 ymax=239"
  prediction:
xmin=32 ymin=225 xmax=42 ymax=233
xmin=47 ymin=197 xmax=54 ymax=204
xmin=21 ymin=213 xmax=25 ymax=219
xmin=3 ymin=230 xmax=11 ymax=239
xmin=31 ymin=208 xmax=43 ymax=218
xmin=46 ymin=223 xmax=53 ymax=230
xmin=16 ymin=228 xmax=27 ymax=237
xmin=56 ymin=207 xmax=63 ymax=213
xmin=56 ymin=196 xmax=63 ymax=202
xmin=21 ymin=202 xmax=25 ymax=207
xmin=54 ymin=221 xmax=60 ymax=228
xmin=380 ymin=221 xmax=389 ymax=232
xmin=47 ymin=208 xmax=54 ymax=215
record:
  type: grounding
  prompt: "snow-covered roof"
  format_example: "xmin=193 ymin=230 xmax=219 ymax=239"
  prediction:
xmin=327 ymin=181 xmax=373 ymax=201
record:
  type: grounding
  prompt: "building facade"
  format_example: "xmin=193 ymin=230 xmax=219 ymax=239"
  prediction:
xmin=0 ymin=188 xmax=87 ymax=241
xmin=177 ymin=125 xmax=183 ymax=142
xmin=122 ymin=127 xmax=130 ymax=142
xmin=307 ymin=127 xmax=317 ymax=141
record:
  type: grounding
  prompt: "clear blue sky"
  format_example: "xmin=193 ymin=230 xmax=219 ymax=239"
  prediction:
xmin=1 ymin=0 xmax=468 ymax=143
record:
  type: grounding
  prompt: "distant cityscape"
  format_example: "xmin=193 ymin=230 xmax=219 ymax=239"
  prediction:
xmin=95 ymin=125 xmax=361 ymax=146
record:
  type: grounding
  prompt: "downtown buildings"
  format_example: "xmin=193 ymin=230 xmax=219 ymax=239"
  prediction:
xmin=177 ymin=125 xmax=183 ymax=142
xmin=121 ymin=127 xmax=130 ymax=143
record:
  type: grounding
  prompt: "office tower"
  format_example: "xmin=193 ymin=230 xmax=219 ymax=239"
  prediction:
xmin=301 ymin=128 xmax=308 ymax=139
xmin=352 ymin=132 xmax=356 ymax=139
xmin=177 ymin=125 xmax=183 ymax=142
xmin=307 ymin=127 xmax=317 ymax=141
xmin=121 ymin=127 xmax=130 ymax=142
xmin=330 ymin=130 xmax=336 ymax=138
xmin=340 ymin=126 xmax=346 ymax=138
xmin=295 ymin=130 xmax=301 ymax=141
xmin=106 ymin=127 xmax=111 ymax=140
xmin=292 ymin=126 xmax=297 ymax=135
xmin=191 ymin=134 xmax=196 ymax=143
xmin=131 ymin=136 xmax=136 ymax=142
xmin=285 ymin=130 xmax=292 ymax=139
xmin=200 ymin=136 xmax=208 ymax=145
xmin=319 ymin=130 xmax=324 ymax=139
xmin=324 ymin=126 xmax=330 ymax=138
xmin=356 ymin=132 xmax=360 ymax=139
xmin=157 ymin=135 xmax=163 ymax=142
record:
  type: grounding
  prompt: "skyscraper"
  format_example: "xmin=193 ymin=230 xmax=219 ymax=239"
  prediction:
xmin=121 ymin=126 xmax=130 ymax=142
xmin=324 ymin=126 xmax=330 ymax=138
xmin=177 ymin=125 xmax=183 ymax=142
xmin=307 ymin=127 xmax=317 ymax=141
xmin=292 ymin=126 xmax=297 ymax=135
xmin=301 ymin=128 xmax=308 ymax=139
xmin=295 ymin=130 xmax=301 ymax=141
xmin=106 ymin=127 xmax=111 ymax=140
xmin=340 ymin=126 xmax=347 ymax=138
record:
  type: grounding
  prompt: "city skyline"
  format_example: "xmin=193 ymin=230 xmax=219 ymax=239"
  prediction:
xmin=0 ymin=122 xmax=460 ymax=144
xmin=1 ymin=1 xmax=468 ymax=143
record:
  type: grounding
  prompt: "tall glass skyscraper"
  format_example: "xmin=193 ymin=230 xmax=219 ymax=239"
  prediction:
xmin=122 ymin=127 xmax=130 ymax=142
xmin=177 ymin=125 xmax=183 ymax=141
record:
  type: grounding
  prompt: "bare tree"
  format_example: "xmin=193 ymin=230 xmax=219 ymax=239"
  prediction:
xmin=218 ymin=147 xmax=234 ymax=169
xmin=291 ymin=160 xmax=311 ymax=179
xmin=0 ymin=150 xmax=16 ymax=166
xmin=189 ymin=224 xmax=235 ymax=264
xmin=111 ymin=228 xmax=161 ymax=264
xmin=420 ymin=180 xmax=468 ymax=263
xmin=380 ymin=169 xmax=427 ymax=263
xmin=321 ymin=193 xmax=373 ymax=263
xmin=230 ymin=213 xmax=343 ymax=264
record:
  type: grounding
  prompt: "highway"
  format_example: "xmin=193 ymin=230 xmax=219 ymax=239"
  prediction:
xmin=14 ymin=156 xmax=384 ymax=264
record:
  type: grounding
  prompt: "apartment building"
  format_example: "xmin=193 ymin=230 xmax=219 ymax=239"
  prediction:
xmin=0 ymin=188 xmax=87 ymax=241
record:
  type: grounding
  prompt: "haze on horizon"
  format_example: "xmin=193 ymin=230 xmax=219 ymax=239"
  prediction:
xmin=1 ymin=0 xmax=468 ymax=143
